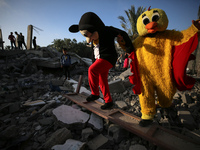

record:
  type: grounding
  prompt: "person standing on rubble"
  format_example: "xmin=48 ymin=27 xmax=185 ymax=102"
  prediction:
xmin=15 ymin=31 xmax=22 ymax=49
xmin=117 ymin=54 xmax=123 ymax=69
xmin=60 ymin=48 xmax=71 ymax=80
xmin=33 ymin=36 xmax=37 ymax=49
xmin=8 ymin=32 xmax=16 ymax=50
xmin=20 ymin=33 xmax=27 ymax=50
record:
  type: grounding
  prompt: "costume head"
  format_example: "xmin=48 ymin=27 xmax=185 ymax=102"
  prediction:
xmin=137 ymin=7 xmax=169 ymax=36
xmin=69 ymin=12 xmax=105 ymax=43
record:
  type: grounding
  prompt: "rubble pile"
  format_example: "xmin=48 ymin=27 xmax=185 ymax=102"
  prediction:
xmin=0 ymin=50 xmax=200 ymax=150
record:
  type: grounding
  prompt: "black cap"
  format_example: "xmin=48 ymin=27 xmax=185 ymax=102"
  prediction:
xmin=69 ymin=12 xmax=105 ymax=33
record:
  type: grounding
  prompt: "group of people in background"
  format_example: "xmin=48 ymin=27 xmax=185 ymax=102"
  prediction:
xmin=117 ymin=53 xmax=129 ymax=70
xmin=8 ymin=32 xmax=37 ymax=50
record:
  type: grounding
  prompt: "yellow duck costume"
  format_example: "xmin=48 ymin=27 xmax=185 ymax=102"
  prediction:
xmin=119 ymin=7 xmax=200 ymax=127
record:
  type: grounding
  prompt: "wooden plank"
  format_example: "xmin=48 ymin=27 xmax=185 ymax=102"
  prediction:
xmin=63 ymin=93 xmax=200 ymax=150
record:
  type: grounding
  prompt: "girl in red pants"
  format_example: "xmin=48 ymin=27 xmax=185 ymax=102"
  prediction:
xmin=69 ymin=12 xmax=134 ymax=109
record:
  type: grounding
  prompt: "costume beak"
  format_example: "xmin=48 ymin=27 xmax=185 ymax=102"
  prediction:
xmin=145 ymin=22 xmax=158 ymax=33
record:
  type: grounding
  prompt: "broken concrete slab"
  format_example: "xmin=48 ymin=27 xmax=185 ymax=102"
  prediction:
xmin=178 ymin=110 xmax=197 ymax=130
xmin=129 ymin=144 xmax=147 ymax=150
xmin=43 ymin=127 xmax=72 ymax=149
xmin=108 ymin=79 xmax=126 ymax=93
xmin=118 ymin=68 xmax=132 ymax=80
xmin=123 ymin=78 xmax=133 ymax=88
xmin=81 ymin=128 xmax=93 ymax=142
xmin=23 ymin=100 xmax=46 ymax=106
xmin=38 ymin=117 xmax=54 ymax=126
xmin=108 ymin=124 xmax=129 ymax=143
xmin=115 ymin=101 xmax=128 ymax=110
xmin=88 ymin=113 xmax=103 ymax=131
xmin=182 ymin=93 xmax=192 ymax=104
xmin=52 ymin=105 xmax=90 ymax=125
xmin=51 ymin=139 xmax=86 ymax=150
xmin=87 ymin=134 xmax=109 ymax=150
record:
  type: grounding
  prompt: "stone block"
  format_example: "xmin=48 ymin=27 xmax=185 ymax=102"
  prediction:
xmin=123 ymin=78 xmax=132 ymax=88
xmin=108 ymin=124 xmax=129 ymax=143
xmin=38 ymin=117 xmax=54 ymax=126
xmin=178 ymin=110 xmax=196 ymax=130
xmin=108 ymin=79 xmax=125 ymax=93
xmin=119 ymin=68 xmax=132 ymax=80
xmin=52 ymin=105 xmax=90 ymax=125
xmin=129 ymin=144 xmax=147 ymax=150
xmin=88 ymin=113 xmax=103 ymax=131
xmin=87 ymin=134 xmax=108 ymax=150
xmin=43 ymin=128 xmax=72 ymax=149
xmin=181 ymin=93 xmax=192 ymax=104
xmin=81 ymin=128 xmax=93 ymax=142
xmin=115 ymin=101 xmax=128 ymax=109
xmin=52 ymin=139 xmax=86 ymax=150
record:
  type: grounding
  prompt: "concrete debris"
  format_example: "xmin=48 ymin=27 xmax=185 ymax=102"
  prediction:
xmin=43 ymin=127 xmax=72 ymax=149
xmin=87 ymin=134 xmax=109 ymax=150
xmin=178 ymin=110 xmax=197 ymax=130
xmin=0 ymin=49 xmax=200 ymax=150
xmin=53 ymin=105 xmax=90 ymax=125
xmin=108 ymin=79 xmax=126 ymax=93
xmin=52 ymin=139 xmax=86 ymax=150
xmin=88 ymin=113 xmax=104 ymax=130
xmin=115 ymin=101 xmax=128 ymax=110
xmin=81 ymin=127 xmax=93 ymax=142
xmin=129 ymin=144 xmax=147 ymax=150
xmin=23 ymin=100 xmax=46 ymax=106
xmin=108 ymin=124 xmax=129 ymax=143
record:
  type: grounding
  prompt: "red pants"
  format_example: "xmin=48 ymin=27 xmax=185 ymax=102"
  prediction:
xmin=88 ymin=59 xmax=113 ymax=103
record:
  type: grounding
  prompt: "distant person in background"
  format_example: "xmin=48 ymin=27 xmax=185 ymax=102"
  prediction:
xmin=15 ymin=31 xmax=22 ymax=49
xmin=117 ymin=54 xmax=123 ymax=69
xmin=8 ymin=32 xmax=16 ymax=49
xmin=20 ymin=33 xmax=27 ymax=50
xmin=60 ymin=48 xmax=71 ymax=80
xmin=33 ymin=36 xmax=37 ymax=49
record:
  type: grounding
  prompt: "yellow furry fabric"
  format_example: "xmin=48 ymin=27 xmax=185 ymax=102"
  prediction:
xmin=133 ymin=24 xmax=198 ymax=118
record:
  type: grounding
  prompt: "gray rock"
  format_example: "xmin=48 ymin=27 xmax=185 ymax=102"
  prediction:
xmin=108 ymin=79 xmax=126 ymax=93
xmin=38 ymin=117 xmax=54 ymax=126
xmin=88 ymin=113 xmax=103 ymax=131
xmin=178 ymin=110 xmax=196 ymax=130
xmin=108 ymin=124 xmax=129 ymax=143
xmin=87 ymin=134 xmax=109 ymax=150
xmin=53 ymin=105 xmax=90 ymax=125
xmin=129 ymin=144 xmax=147 ymax=150
xmin=52 ymin=139 xmax=86 ymax=150
xmin=81 ymin=128 xmax=93 ymax=142
xmin=43 ymin=127 xmax=72 ymax=149
xmin=115 ymin=101 xmax=128 ymax=109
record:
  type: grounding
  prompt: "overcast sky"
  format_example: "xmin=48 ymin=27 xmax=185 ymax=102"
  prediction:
xmin=0 ymin=0 xmax=199 ymax=47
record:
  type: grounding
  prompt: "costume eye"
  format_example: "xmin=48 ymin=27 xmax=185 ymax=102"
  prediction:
xmin=152 ymin=12 xmax=160 ymax=22
xmin=142 ymin=16 xmax=150 ymax=25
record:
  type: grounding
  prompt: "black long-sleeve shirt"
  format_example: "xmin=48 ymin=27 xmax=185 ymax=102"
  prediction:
xmin=91 ymin=26 xmax=134 ymax=66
